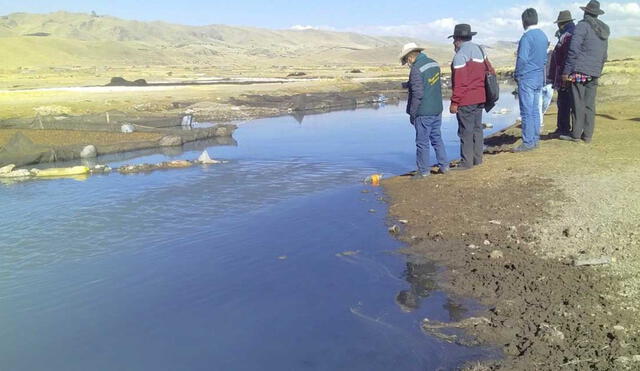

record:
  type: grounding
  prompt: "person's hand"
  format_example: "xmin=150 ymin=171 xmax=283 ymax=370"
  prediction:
xmin=449 ymin=103 xmax=458 ymax=114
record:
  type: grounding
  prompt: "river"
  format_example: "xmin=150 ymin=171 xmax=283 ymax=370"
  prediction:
xmin=1 ymin=95 xmax=520 ymax=371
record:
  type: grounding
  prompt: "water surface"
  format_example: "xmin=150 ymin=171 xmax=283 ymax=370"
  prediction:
xmin=0 ymin=96 xmax=519 ymax=370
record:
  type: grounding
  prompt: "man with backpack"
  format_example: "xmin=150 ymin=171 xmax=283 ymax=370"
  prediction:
xmin=448 ymin=24 xmax=488 ymax=170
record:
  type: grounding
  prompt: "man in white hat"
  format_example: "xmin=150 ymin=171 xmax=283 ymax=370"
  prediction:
xmin=400 ymin=43 xmax=448 ymax=179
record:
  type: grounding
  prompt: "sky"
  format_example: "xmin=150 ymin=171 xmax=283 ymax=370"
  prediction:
xmin=1 ymin=0 xmax=639 ymax=42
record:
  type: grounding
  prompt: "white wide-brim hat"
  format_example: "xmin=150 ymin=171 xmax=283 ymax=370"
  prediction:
xmin=399 ymin=43 xmax=424 ymax=65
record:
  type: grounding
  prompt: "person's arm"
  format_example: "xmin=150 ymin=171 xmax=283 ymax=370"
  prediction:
xmin=547 ymin=49 xmax=557 ymax=85
xmin=515 ymin=35 xmax=530 ymax=81
xmin=563 ymin=23 xmax=586 ymax=76
xmin=408 ymin=65 xmax=424 ymax=124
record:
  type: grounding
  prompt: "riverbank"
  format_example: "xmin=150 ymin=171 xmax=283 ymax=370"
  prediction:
xmin=383 ymin=76 xmax=640 ymax=369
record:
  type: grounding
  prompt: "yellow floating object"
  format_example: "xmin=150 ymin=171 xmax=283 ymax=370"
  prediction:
xmin=34 ymin=166 xmax=90 ymax=178
xmin=364 ymin=174 xmax=383 ymax=186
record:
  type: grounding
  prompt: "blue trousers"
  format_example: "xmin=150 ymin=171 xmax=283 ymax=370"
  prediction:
xmin=518 ymin=77 xmax=543 ymax=148
xmin=414 ymin=114 xmax=447 ymax=175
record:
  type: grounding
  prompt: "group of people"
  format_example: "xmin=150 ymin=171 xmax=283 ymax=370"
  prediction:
xmin=400 ymin=0 xmax=610 ymax=178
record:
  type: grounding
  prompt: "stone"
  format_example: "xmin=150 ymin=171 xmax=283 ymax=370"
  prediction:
xmin=0 ymin=164 xmax=16 ymax=174
xmin=484 ymin=239 xmax=492 ymax=246
xmin=388 ymin=225 xmax=400 ymax=235
xmin=120 ymin=124 xmax=135 ymax=133
xmin=490 ymin=250 xmax=504 ymax=259
xmin=80 ymin=145 xmax=97 ymax=159
xmin=399 ymin=220 xmax=409 ymax=224
xmin=563 ymin=227 xmax=575 ymax=238
xmin=0 ymin=169 xmax=31 ymax=178
xmin=159 ymin=135 xmax=183 ymax=147
xmin=468 ymin=244 xmax=478 ymax=249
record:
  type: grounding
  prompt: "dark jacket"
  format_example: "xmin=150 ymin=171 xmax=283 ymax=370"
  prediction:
xmin=450 ymin=41 xmax=486 ymax=107
xmin=406 ymin=53 xmax=443 ymax=120
xmin=548 ymin=22 xmax=575 ymax=89
xmin=563 ymin=15 xmax=609 ymax=77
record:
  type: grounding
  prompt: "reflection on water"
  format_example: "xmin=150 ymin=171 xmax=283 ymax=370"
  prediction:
xmin=1 ymin=95 xmax=517 ymax=370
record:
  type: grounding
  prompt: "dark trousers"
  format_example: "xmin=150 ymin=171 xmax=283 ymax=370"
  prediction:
xmin=571 ymin=77 xmax=598 ymax=140
xmin=456 ymin=104 xmax=483 ymax=168
xmin=556 ymin=88 xmax=572 ymax=135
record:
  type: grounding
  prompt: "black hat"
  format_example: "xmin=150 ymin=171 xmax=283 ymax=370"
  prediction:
xmin=448 ymin=24 xmax=477 ymax=39
xmin=554 ymin=10 xmax=575 ymax=24
xmin=581 ymin=0 xmax=605 ymax=15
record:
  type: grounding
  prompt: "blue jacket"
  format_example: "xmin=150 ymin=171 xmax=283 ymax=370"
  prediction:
xmin=406 ymin=53 xmax=443 ymax=121
xmin=515 ymin=26 xmax=549 ymax=82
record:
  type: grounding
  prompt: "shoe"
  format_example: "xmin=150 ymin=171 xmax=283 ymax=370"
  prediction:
xmin=559 ymin=135 xmax=580 ymax=142
xmin=512 ymin=145 xmax=535 ymax=152
xmin=438 ymin=166 xmax=450 ymax=174
xmin=582 ymin=137 xmax=592 ymax=144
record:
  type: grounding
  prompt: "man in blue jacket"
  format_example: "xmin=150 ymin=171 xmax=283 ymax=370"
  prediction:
xmin=513 ymin=8 xmax=549 ymax=152
xmin=400 ymin=43 xmax=448 ymax=179
xmin=560 ymin=0 xmax=609 ymax=143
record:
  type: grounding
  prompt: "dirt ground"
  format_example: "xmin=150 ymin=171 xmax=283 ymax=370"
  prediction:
xmin=0 ymin=129 xmax=162 ymax=147
xmin=383 ymin=83 xmax=640 ymax=369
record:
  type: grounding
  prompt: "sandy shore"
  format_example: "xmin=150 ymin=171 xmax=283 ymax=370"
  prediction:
xmin=383 ymin=82 xmax=640 ymax=369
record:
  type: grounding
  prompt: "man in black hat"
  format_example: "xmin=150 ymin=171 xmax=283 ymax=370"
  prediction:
xmin=548 ymin=10 xmax=576 ymax=137
xmin=448 ymin=24 xmax=487 ymax=170
xmin=561 ymin=0 xmax=610 ymax=143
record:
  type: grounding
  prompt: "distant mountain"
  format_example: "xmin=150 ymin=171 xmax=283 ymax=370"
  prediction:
xmin=0 ymin=12 xmax=635 ymax=70
xmin=0 ymin=11 xmax=439 ymax=69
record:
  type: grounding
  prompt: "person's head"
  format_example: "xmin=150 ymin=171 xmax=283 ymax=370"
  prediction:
xmin=448 ymin=24 xmax=476 ymax=51
xmin=406 ymin=51 xmax=421 ymax=66
xmin=581 ymin=0 xmax=605 ymax=18
xmin=555 ymin=10 xmax=575 ymax=30
xmin=522 ymin=8 xmax=539 ymax=30
xmin=453 ymin=36 xmax=471 ymax=51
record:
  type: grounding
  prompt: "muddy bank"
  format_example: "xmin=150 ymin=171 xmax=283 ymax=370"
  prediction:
xmin=383 ymin=109 xmax=640 ymax=369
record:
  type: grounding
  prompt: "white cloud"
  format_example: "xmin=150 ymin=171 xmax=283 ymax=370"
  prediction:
xmin=346 ymin=1 xmax=640 ymax=43
xmin=290 ymin=24 xmax=335 ymax=31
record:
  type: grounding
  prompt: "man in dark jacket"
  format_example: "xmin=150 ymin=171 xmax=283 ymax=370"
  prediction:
xmin=448 ymin=24 xmax=486 ymax=170
xmin=548 ymin=10 xmax=576 ymax=136
xmin=561 ymin=0 xmax=610 ymax=143
xmin=401 ymin=43 xmax=448 ymax=178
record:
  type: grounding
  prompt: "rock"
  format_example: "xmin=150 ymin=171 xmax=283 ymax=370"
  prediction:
xmin=490 ymin=250 xmax=504 ymax=259
xmin=613 ymin=325 xmax=626 ymax=332
xmin=162 ymin=160 xmax=193 ymax=168
xmin=0 ymin=169 xmax=31 ymax=178
xmin=484 ymin=239 xmax=492 ymax=246
xmin=563 ymin=227 xmax=575 ymax=238
xmin=399 ymin=220 xmax=409 ymax=225
xmin=214 ymin=126 xmax=230 ymax=136
xmin=197 ymin=150 xmax=221 ymax=164
xmin=388 ymin=225 xmax=400 ymax=235
xmin=80 ymin=145 xmax=97 ymax=159
xmin=483 ymin=122 xmax=494 ymax=129
xmin=368 ymin=209 xmax=376 ymax=213
xmin=468 ymin=244 xmax=479 ymax=249
xmin=489 ymin=220 xmax=502 ymax=225
xmin=159 ymin=135 xmax=183 ymax=147
xmin=120 ymin=124 xmax=135 ymax=133
xmin=91 ymin=165 xmax=111 ymax=174
xmin=0 ymin=164 xmax=16 ymax=174
xmin=538 ymin=323 xmax=565 ymax=343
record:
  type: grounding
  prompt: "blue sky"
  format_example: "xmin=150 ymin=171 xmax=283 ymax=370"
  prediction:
xmin=1 ymin=0 xmax=638 ymax=41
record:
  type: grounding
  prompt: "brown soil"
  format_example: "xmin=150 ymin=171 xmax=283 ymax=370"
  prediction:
xmin=383 ymin=100 xmax=640 ymax=369
xmin=0 ymin=129 xmax=162 ymax=147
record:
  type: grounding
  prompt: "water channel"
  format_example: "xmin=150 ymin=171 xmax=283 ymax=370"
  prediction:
xmin=1 ymin=95 xmax=520 ymax=371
